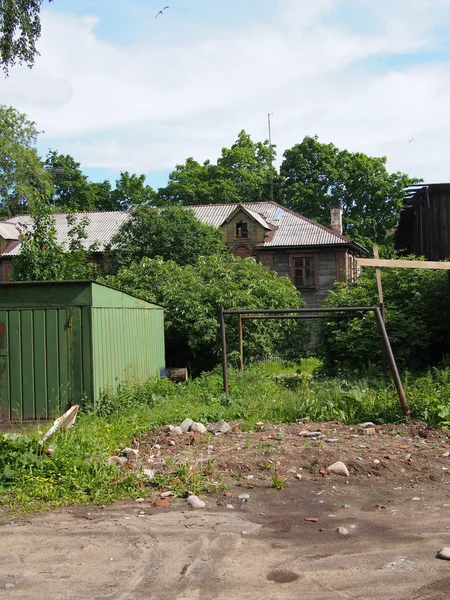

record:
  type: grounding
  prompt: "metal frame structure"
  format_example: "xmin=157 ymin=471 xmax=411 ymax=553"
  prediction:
xmin=219 ymin=306 xmax=410 ymax=417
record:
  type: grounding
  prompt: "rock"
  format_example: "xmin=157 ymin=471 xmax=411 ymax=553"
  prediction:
xmin=295 ymin=474 xmax=303 ymax=480
xmin=106 ymin=456 xmax=128 ymax=466
xmin=226 ymin=504 xmax=234 ymax=510
xmin=180 ymin=418 xmax=194 ymax=433
xmin=442 ymin=452 xmax=450 ymax=458
xmin=337 ymin=527 xmax=349 ymax=536
xmin=187 ymin=495 xmax=206 ymax=509
xmin=143 ymin=469 xmax=155 ymax=480
xmin=160 ymin=491 xmax=174 ymax=498
xmin=255 ymin=422 xmax=266 ymax=432
xmin=340 ymin=504 xmax=350 ymax=509
xmin=189 ymin=422 xmax=207 ymax=434
xmin=411 ymin=497 xmax=421 ymax=501
xmin=326 ymin=438 xmax=339 ymax=443
xmin=209 ymin=420 xmax=232 ymax=435
xmin=436 ymin=547 xmax=450 ymax=560
xmin=238 ymin=493 xmax=250 ymax=501
xmin=164 ymin=424 xmax=175 ymax=432
xmin=135 ymin=498 xmax=145 ymax=503
xmin=123 ymin=447 xmax=139 ymax=461
xmin=170 ymin=426 xmax=183 ymax=436
xmin=373 ymin=459 xmax=380 ymax=465
xmin=327 ymin=461 xmax=350 ymax=477
xmin=3 ymin=584 xmax=14 ymax=590
xmin=360 ymin=422 xmax=376 ymax=428
xmin=299 ymin=430 xmax=322 ymax=438
xmin=168 ymin=440 xmax=176 ymax=446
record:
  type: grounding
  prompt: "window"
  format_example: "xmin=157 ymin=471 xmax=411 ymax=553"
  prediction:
xmin=290 ymin=254 xmax=318 ymax=290
xmin=236 ymin=221 xmax=248 ymax=239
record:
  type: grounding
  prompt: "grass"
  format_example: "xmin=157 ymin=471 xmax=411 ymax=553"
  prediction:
xmin=1 ymin=361 xmax=450 ymax=512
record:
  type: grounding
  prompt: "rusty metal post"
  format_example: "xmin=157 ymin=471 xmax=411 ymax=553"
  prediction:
xmin=238 ymin=314 xmax=244 ymax=372
xmin=220 ymin=307 xmax=229 ymax=396
xmin=374 ymin=307 xmax=410 ymax=416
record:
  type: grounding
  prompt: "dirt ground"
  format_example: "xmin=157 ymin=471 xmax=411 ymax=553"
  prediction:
xmin=1 ymin=420 xmax=450 ymax=599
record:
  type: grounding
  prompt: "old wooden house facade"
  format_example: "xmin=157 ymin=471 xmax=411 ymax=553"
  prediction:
xmin=0 ymin=202 xmax=364 ymax=305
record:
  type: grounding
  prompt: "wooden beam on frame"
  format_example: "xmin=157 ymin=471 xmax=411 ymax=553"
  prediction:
xmin=357 ymin=258 xmax=450 ymax=270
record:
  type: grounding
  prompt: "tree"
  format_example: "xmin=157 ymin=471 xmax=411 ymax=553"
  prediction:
xmin=44 ymin=150 xmax=100 ymax=211
xmin=317 ymin=261 xmax=450 ymax=373
xmin=0 ymin=104 xmax=51 ymax=217
xmin=106 ymin=171 xmax=156 ymax=211
xmin=105 ymin=204 xmax=224 ymax=273
xmin=157 ymin=130 xmax=278 ymax=206
xmin=12 ymin=201 xmax=99 ymax=281
xmin=0 ymin=0 xmax=50 ymax=74
xmin=280 ymin=136 xmax=419 ymax=244
xmin=105 ymin=253 xmax=305 ymax=373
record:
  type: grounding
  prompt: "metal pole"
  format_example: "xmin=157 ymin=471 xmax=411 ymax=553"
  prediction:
xmin=268 ymin=113 xmax=274 ymax=203
xmin=374 ymin=307 xmax=410 ymax=416
xmin=241 ymin=314 xmax=359 ymax=321
xmin=238 ymin=314 xmax=244 ymax=372
xmin=224 ymin=307 xmax=379 ymax=315
xmin=220 ymin=307 xmax=229 ymax=396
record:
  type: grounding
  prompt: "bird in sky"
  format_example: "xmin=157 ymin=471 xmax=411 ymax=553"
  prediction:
xmin=155 ymin=6 xmax=169 ymax=18
xmin=409 ymin=138 xmax=415 ymax=144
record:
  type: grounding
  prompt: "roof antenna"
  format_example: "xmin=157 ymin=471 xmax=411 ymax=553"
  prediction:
xmin=267 ymin=113 xmax=274 ymax=203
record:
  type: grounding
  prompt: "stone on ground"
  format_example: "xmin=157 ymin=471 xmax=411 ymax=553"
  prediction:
xmin=180 ymin=418 xmax=194 ymax=433
xmin=186 ymin=495 xmax=206 ymax=509
xmin=189 ymin=422 xmax=207 ymax=434
xmin=328 ymin=461 xmax=350 ymax=477
xmin=436 ymin=547 xmax=450 ymax=560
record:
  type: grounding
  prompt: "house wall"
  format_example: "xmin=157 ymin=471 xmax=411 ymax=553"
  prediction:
xmin=258 ymin=248 xmax=351 ymax=307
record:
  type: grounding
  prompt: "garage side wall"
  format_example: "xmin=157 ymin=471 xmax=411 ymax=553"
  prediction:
xmin=91 ymin=307 xmax=165 ymax=405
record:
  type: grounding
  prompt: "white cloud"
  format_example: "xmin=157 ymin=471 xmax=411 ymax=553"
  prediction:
xmin=0 ymin=0 xmax=450 ymax=181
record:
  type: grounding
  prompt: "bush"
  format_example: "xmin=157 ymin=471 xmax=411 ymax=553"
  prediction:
xmin=318 ymin=259 xmax=450 ymax=373
xmin=105 ymin=253 xmax=307 ymax=373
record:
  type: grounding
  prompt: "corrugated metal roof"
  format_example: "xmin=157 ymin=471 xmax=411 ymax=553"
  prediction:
xmin=190 ymin=202 xmax=352 ymax=247
xmin=1 ymin=202 xmax=354 ymax=257
xmin=0 ymin=222 xmax=20 ymax=241
xmin=3 ymin=212 xmax=130 ymax=256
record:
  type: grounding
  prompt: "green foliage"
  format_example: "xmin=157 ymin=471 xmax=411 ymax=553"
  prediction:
xmin=152 ymin=460 xmax=223 ymax=497
xmin=156 ymin=130 xmax=278 ymax=205
xmin=280 ymin=135 xmax=420 ymax=244
xmin=318 ymin=259 xmax=450 ymax=372
xmin=0 ymin=104 xmax=51 ymax=217
xmin=0 ymin=0 xmax=48 ymax=74
xmin=0 ymin=434 xmax=45 ymax=490
xmin=105 ymin=204 xmax=224 ymax=274
xmin=271 ymin=474 xmax=287 ymax=490
xmin=105 ymin=253 xmax=305 ymax=372
xmin=12 ymin=202 xmax=99 ymax=281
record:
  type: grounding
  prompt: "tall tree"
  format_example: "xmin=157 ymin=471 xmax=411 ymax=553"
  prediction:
xmin=0 ymin=104 xmax=51 ymax=217
xmin=106 ymin=171 xmax=156 ymax=211
xmin=105 ymin=204 xmax=224 ymax=274
xmin=0 ymin=0 xmax=51 ymax=74
xmin=280 ymin=136 xmax=419 ymax=244
xmin=45 ymin=151 xmax=99 ymax=211
xmin=157 ymin=130 xmax=278 ymax=206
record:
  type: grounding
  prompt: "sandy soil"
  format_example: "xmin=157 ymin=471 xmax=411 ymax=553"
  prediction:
xmin=1 ymin=420 xmax=450 ymax=599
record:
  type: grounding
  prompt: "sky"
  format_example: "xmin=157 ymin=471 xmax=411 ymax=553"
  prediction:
xmin=1 ymin=0 xmax=450 ymax=190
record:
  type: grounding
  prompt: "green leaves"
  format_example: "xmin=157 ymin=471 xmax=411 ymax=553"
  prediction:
xmin=0 ymin=0 xmax=47 ymax=74
xmin=280 ymin=135 xmax=420 ymax=244
xmin=106 ymin=253 xmax=305 ymax=374
xmin=319 ymin=259 xmax=450 ymax=372
xmin=0 ymin=104 xmax=51 ymax=217
xmin=105 ymin=204 xmax=224 ymax=273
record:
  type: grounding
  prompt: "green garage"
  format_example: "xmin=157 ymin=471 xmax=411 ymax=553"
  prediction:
xmin=0 ymin=281 xmax=165 ymax=420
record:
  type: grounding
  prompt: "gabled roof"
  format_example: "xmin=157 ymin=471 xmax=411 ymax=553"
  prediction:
xmin=190 ymin=201 xmax=358 ymax=248
xmin=0 ymin=223 xmax=20 ymax=241
xmin=220 ymin=204 xmax=271 ymax=230
xmin=0 ymin=201 xmax=362 ymax=258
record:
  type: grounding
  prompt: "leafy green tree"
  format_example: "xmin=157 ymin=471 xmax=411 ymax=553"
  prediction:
xmin=157 ymin=130 xmax=278 ymax=205
xmin=105 ymin=204 xmax=224 ymax=273
xmin=318 ymin=261 xmax=450 ymax=373
xmin=107 ymin=171 xmax=156 ymax=211
xmin=44 ymin=151 xmax=99 ymax=211
xmin=12 ymin=201 xmax=99 ymax=281
xmin=280 ymin=136 xmax=419 ymax=243
xmin=106 ymin=253 xmax=305 ymax=372
xmin=0 ymin=0 xmax=50 ymax=74
xmin=0 ymin=104 xmax=51 ymax=217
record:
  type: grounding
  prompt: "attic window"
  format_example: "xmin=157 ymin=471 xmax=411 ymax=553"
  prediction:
xmin=236 ymin=221 xmax=248 ymax=239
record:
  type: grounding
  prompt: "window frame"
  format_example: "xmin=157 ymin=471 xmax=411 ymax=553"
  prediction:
xmin=235 ymin=221 xmax=249 ymax=240
xmin=289 ymin=253 xmax=319 ymax=290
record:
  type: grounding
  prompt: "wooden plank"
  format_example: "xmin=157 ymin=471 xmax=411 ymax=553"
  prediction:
xmin=0 ymin=311 xmax=10 ymax=420
xmin=357 ymin=258 xmax=450 ymax=270
xmin=373 ymin=246 xmax=384 ymax=306
xmin=33 ymin=310 xmax=48 ymax=419
xmin=21 ymin=311 xmax=35 ymax=419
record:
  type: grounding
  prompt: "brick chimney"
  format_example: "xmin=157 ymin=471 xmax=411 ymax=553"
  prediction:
xmin=330 ymin=205 xmax=343 ymax=235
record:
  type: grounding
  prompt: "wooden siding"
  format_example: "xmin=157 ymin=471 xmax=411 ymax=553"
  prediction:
xmin=396 ymin=187 xmax=450 ymax=260
xmin=221 ymin=209 xmax=266 ymax=251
